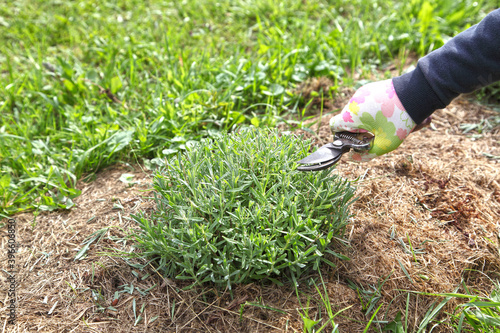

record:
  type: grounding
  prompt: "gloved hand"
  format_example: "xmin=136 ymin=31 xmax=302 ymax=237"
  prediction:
xmin=330 ymin=79 xmax=420 ymax=162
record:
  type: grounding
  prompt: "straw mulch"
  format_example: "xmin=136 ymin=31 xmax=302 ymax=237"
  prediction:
xmin=296 ymin=96 xmax=500 ymax=331
xmin=1 ymin=94 xmax=499 ymax=332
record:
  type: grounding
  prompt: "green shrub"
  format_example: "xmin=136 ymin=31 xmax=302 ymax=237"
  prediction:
xmin=132 ymin=128 xmax=355 ymax=289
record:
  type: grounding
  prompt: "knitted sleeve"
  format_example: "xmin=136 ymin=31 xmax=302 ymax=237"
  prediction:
xmin=393 ymin=9 xmax=500 ymax=124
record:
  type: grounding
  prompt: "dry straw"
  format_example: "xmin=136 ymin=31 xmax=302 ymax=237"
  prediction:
xmin=2 ymin=98 xmax=498 ymax=332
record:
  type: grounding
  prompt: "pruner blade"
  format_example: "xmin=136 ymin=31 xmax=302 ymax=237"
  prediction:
xmin=297 ymin=132 xmax=374 ymax=171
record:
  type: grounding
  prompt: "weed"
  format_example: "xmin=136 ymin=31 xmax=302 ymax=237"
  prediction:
xmin=295 ymin=270 xmax=352 ymax=332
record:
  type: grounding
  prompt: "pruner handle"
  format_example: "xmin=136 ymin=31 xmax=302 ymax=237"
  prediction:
xmin=332 ymin=131 xmax=373 ymax=152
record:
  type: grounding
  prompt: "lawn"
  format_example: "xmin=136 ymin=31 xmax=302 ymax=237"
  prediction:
xmin=1 ymin=0 xmax=499 ymax=332
xmin=1 ymin=0 xmax=496 ymax=215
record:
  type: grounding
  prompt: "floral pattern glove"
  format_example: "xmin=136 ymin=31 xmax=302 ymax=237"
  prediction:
xmin=329 ymin=79 xmax=416 ymax=162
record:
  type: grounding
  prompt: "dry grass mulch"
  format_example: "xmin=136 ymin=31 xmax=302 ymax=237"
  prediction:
xmin=1 ymin=90 xmax=499 ymax=332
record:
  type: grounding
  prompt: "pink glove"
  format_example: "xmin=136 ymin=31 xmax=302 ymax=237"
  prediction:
xmin=330 ymin=80 xmax=417 ymax=162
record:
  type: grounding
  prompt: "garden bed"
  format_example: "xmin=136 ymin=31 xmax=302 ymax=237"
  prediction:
xmin=2 ymin=96 xmax=499 ymax=332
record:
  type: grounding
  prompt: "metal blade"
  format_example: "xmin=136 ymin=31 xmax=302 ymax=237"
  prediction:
xmin=297 ymin=143 xmax=342 ymax=165
xmin=297 ymin=158 xmax=338 ymax=171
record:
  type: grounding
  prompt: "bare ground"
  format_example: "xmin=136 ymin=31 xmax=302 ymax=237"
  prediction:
xmin=1 ymin=88 xmax=499 ymax=332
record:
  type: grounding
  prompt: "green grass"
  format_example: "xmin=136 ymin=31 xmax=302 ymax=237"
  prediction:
xmin=0 ymin=0 xmax=497 ymax=215
xmin=381 ymin=283 xmax=500 ymax=332
xmin=450 ymin=282 xmax=500 ymax=332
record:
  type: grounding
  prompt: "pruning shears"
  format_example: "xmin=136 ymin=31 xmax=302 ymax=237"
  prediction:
xmin=296 ymin=117 xmax=432 ymax=171
xmin=297 ymin=131 xmax=374 ymax=171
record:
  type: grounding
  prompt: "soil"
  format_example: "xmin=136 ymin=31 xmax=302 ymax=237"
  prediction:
xmin=1 ymin=83 xmax=499 ymax=332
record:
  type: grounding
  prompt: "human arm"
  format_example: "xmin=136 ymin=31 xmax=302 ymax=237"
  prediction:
xmin=330 ymin=9 xmax=500 ymax=161
xmin=394 ymin=8 xmax=500 ymax=124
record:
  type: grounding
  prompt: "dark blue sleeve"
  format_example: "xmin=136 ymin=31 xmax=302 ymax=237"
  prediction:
xmin=393 ymin=8 xmax=500 ymax=124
